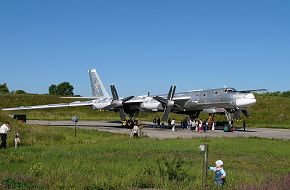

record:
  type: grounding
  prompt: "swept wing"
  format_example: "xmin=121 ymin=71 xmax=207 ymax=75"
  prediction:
xmin=2 ymin=100 xmax=94 ymax=111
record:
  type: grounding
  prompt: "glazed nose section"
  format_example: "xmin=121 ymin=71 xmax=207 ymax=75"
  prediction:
xmin=235 ymin=93 xmax=256 ymax=107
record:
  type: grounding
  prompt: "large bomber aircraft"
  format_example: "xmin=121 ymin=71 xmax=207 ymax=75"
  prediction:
xmin=2 ymin=69 xmax=264 ymax=126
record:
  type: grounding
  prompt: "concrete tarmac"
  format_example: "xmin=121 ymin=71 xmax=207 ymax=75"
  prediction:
xmin=27 ymin=120 xmax=290 ymax=140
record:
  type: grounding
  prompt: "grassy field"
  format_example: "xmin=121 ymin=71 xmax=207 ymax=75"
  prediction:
xmin=0 ymin=112 xmax=290 ymax=189
xmin=0 ymin=94 xmax=290 ymax=128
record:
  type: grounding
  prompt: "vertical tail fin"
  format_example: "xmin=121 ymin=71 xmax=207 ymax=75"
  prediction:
xmin=88 ymin=69 xmax=110 ymax=98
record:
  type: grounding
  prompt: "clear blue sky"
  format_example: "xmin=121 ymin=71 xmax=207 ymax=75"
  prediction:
xmin=0 ymin=0 xmax=289 ymax=97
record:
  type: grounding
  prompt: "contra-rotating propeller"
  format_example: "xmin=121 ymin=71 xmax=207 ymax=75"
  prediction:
xmin=103 ymin=85 xmax=134 ymax=121
xmin=153 ymin=85 xmax=183 ymax=122
xmin=234 ymin=108 xmax=251 ymax=120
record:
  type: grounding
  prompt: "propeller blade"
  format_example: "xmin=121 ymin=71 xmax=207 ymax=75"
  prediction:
xmin=118 ymin=107 xmax=126 ymax=121
xmin=173 ymin=104 xmax=184 ymax=111
xmin=171 ymin=85 xmax=176 ymax=100
xmin=167 ymin=86 xmax=173 ymax=100
xmin=122 ymin=96 xmax=134 ymax=103
xmin=108 ymin=85 xmax=128 ymax=121
xmin=235 ymin=109 xmax=241 ymax=120
xmin=242 ymin=109 xmax=250 ymax=117
xmin=162 ymin=107 xmax=172 ymax=122
xmin=153 ymin=96 xmax=168 ymax=105
xmin=110 ymin=85 xmax=119 ymax=100
xmin=161 ymin=85 xmax=177 ymax=121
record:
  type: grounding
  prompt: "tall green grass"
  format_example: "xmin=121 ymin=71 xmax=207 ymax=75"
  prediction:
xmin=0 ymin=111 xmax=290 ymax=189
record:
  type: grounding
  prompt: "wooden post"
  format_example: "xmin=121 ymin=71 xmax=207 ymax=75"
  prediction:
xmin=202 ymin=144 xmax=209 ymax=190
xmin=74 ymin=123 xmax=77 ymax=138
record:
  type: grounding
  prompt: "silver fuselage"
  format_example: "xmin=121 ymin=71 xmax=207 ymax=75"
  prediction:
xmin=92 ymin=87 xmax=256 ymax=113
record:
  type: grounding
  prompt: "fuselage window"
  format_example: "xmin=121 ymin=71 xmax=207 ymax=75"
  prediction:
xmin=214 ymin=92 xmax=218 ymax=95
xmin=203 ymin=93 xmax=207 ymax=97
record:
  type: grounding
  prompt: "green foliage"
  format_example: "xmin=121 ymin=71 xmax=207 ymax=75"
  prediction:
xmin=84 ymin=180 xmax=123 ymax=190
xmin=6 ymin=152 xmax=25 ymax=163
xmin=2 ymin=177 xmax=32 ymax=189
xmin=1 ymin=94 xmax=290 ymax=188
xmin=48 ymin=84 xmax=57 ymax=95
xmin=48 ymin=82 xmax=74 ymax=96
xmin=260 ymin=91 xmax=290 ymax=98
xmin=133 ymin=167 xmax=156 ymax=188
xmin=0 ymin=83 xmax=9 ymax=94
xmin=157 ymin=157 xmax=188 ymax=181
xmin=2 ymin=176 xmax=45 ymax=190
xmin=30 ymin=163 xmax=44 ymax=177
xmin=14 ymin=90 xmax=26 ymax=94
xmin=0 ymin=111 xmax=289 ymax=189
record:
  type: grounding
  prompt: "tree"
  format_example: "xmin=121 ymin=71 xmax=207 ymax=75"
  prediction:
xmin=49 ymin=84 xmax=57 ymax=95
xmin=48 ymin=82 xmax=74 ymax=96
xmin=0 ymin=83 xmax=9 ymax=94
xmin=14 ymin=90 xmax=26 ymax=94
xmin=57 ymin=82 xmax=74 ymax=96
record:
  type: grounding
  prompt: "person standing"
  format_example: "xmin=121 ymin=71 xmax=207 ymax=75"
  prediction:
xmin=188 ymin=119 xmax=192 ymax=130
xmin=171 ymin=119 xmax=176 ymax=131
xmin=14 ymin=133 xmax=21 ymax=148
xmin=152 ymin=117 xmax=157 ymax=128
xmin=203 ymin=120 xmax=208 ymax=133
xmin=199 ymin=119 xmax=203 ymax=133
xmin=132 ymin=124 xmax=139 ymax=138
xmin=157 ymin=117 xmax=161 ymax=128
xmin=0 ymin=122 xmax=10 ymax=149
xmin=195 ymin=120 xmax=199 ymax=131
xmin=168 ymin=118 xmax=172 ymax=128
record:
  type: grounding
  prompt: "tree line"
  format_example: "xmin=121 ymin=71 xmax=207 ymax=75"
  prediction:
xmin=1 ymin=82 xmax=289 ymax=98
xmin=0 ymin=82 xmax=74 ymax=96
xmin=259 ymin=91 xmax=290 ymax=98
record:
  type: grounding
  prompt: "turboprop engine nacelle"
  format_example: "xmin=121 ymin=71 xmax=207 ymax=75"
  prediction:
xmin=140 ymin=102 xmax=163 ymax=111
xmin=92 ymin=102 xmax=111 ymax=109
xmin=91 ymin=98 xmax=112 ymax=110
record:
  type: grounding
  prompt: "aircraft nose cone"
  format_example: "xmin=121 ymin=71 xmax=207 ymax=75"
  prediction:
xmin=235 ymin=93 xmax=256 ymax=107
xmin=246 ymin=93 xmax=255 ymax=99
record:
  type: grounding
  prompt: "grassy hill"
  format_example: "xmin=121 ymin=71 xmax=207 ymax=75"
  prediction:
xmin=0 ymin=94 xmax=290 ymax=128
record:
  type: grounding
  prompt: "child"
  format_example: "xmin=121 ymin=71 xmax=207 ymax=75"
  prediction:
xmin=14 ymin=133 xmax=20 ymax=148
xmin=209 ymin=160 xmax=226 ymax=186
xmin=131 ymin=125 xmax=139 ymax=138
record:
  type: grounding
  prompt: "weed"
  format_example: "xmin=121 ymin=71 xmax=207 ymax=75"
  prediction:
xmin=6 ymin=152 xmax=25 ymax=163
xmin=1 ymin=176 xmax=44 ymax=190
xmin=30 ymin=163 xmax=44 ymax=177
xmin=157 ymin=157 xmax=189 ymax=182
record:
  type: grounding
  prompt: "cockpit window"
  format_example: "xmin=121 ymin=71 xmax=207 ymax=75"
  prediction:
xmin=225 ymin=88 xmax=237 ymax=93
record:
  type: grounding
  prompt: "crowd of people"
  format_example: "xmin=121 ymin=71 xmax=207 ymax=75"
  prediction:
xmin=152 ymin=116 xmax=217 ymax=133
xmin=151 ymin=113 xmax=243 ymax=133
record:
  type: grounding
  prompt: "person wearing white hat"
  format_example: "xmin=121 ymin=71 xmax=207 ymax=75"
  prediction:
xmin=209 ymin=160 xmax=226 ymax=186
